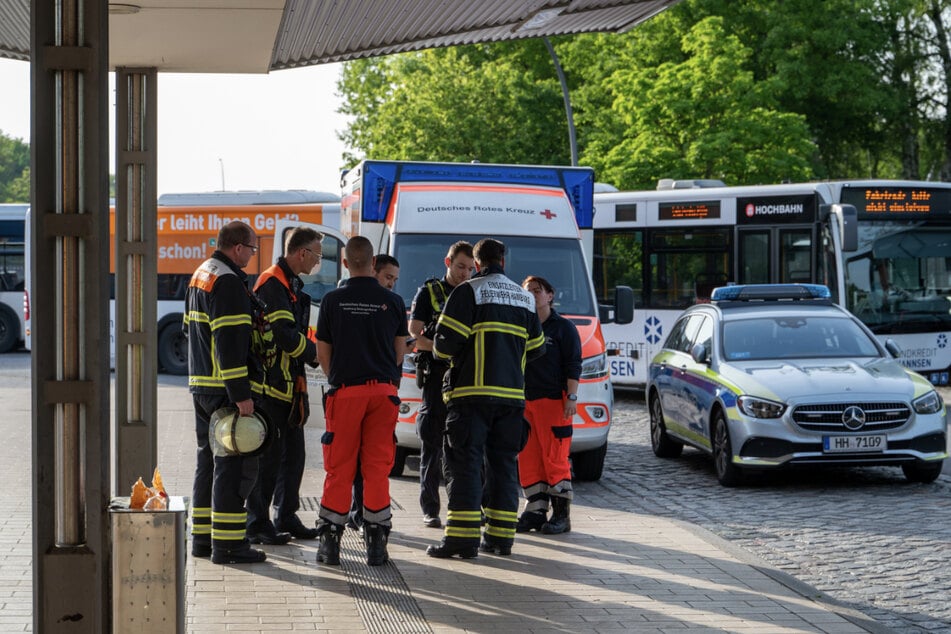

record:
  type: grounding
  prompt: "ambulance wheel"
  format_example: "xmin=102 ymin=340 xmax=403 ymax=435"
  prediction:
xmin=390 ymin=446 xmax=409 ymax=477
xmin=571 ymin=443 xmax=607 ymax=481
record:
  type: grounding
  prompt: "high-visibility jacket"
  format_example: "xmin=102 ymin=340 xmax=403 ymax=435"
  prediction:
xmin=253 ymin=257 xmax=316 ymax=402
xmin=433 ymin=265 xmax=545 ymax=405
xmin=184 ymin=252 xmax=261 ymax=403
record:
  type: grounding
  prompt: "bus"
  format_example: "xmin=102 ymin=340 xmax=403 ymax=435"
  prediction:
xmin=24 ymin=191 xmax=343 ymax=374
xmin=0 ymin=204 xmax=28 ymax=353
xmin=593 ymin=179 xmax=951 ymax=388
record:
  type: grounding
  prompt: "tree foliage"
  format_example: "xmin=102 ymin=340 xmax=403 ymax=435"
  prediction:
xmin=0 ymin=129 xmax=30 ymax=202
xmin=576 ymin=17 xmax=816 ymax=189
xmin=337 ymin=42 xmax=570 ymax=168
xmin=333 ymin=1 xmax=951 ymax=186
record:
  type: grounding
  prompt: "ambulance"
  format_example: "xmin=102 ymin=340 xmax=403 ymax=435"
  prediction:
xmin=277 ymin=160 xmax=632 ymax=481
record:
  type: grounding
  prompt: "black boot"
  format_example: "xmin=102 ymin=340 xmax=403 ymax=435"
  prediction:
xmin=515 ymin=510 xmax=546 ymax=533
xmin=541 ymin=497 xmax=570 ymax=535
xmin=364 ymin=523 xmax=390 ymax=566
xmin=316 ymin=521 xmax=343 ymax=565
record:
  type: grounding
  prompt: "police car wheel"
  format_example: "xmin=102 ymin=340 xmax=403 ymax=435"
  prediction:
xmin=649 ymin=392 xmax=683 ymax=459
xmin=712 ymin=410 xmax=743 ymax=487
xmin=901 ymin=461 xmax=942 ymax=484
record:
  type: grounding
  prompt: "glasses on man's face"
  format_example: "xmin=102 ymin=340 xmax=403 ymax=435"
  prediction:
xmin=303 ymin=247 xmax=322 ymax=262
xmin=241 ymin=243 xmax=259 ymax=254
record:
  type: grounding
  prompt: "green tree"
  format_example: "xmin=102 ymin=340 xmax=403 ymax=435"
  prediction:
xmin=337 ymin=42 xmax=570 ymax=167
xmin=578 ymin=17 xmax=816 ymax=189
xmin=0 ymin=129 xmax=30 ymax=202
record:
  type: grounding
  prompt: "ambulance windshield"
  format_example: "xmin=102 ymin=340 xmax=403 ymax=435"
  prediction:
xmin=393 ymin=234 xmax=596 ymax=317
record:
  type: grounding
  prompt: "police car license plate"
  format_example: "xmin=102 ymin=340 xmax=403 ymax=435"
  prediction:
xmin=822 ymin=435 xmax=886 ymax=453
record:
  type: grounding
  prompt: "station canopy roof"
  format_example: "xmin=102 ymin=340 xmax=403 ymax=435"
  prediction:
xmin=0 ymin=0 xmax=679 ymax=73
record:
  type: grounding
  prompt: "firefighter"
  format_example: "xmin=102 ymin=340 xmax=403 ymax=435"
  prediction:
xmin=516 ymin=275 xmax=581 ymax=535
xmin=246 ymin=226 xmax=323 ymax=545
xmin=408 ymin=241 xmax=474 ymax=528
xmin=185 ymin=221 xmax=267 ymax=564
xmin=314 ymin=237 xmax=409 ymax=566
xmin=425 ymin=238 xmax=545 ymax=559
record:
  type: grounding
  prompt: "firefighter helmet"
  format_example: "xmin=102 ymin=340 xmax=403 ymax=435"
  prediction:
xmin=209 ymin=406 xmax=270 ymax=457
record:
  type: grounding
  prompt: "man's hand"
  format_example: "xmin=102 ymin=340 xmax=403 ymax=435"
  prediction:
xmin=235 ymin=398 xmax=254 ymax=417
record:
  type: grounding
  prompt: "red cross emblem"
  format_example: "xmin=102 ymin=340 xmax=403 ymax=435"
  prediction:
xmin=540 ymin=209 xmax=557 ymax=220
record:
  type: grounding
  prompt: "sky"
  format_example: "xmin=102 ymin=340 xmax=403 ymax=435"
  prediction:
xmin=0 ymin=57 xmax=350 ymax=197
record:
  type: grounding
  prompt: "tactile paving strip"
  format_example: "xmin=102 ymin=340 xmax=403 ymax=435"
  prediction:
xmin=301 ymin=496 xmax=430 ymax=633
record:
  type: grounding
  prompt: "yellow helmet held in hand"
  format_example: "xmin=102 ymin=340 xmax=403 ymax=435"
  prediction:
xmin=209 ymin=406 xmax=270 ymax=457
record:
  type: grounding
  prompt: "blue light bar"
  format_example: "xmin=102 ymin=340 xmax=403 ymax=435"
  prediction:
xmin=357 ymin=160 xmax=596 ymax=228
xmin=711 ymin=284 xmax=832 ymax=302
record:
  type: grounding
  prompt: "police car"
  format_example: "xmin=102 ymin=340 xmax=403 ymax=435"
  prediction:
xmin=646 ymin=284 xmax=947 ymax=486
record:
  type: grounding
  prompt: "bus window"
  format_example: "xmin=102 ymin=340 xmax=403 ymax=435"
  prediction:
xmin=648 ymin=228 xmax=731 ymax=309
xmin=780 ymin=228 xmax=813 ymax=283
xmin=592 ymin=230 xmax=644 ymax=307
xmin=738 ymin=230 xmax=770 ymax=284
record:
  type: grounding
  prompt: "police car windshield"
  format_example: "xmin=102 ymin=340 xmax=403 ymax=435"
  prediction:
xmin=393 ymin=234 xmax=596 ymax=317
xmin=722 ymin=315 xmax=881 ymax=361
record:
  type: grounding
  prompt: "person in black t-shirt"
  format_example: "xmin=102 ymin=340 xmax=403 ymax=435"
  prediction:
xmin=314 ymin=237 xmax=409 ymax=566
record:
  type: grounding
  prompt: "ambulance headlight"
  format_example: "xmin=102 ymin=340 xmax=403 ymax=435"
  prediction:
xmin=580 ymin=353 xmax=608 ymax=379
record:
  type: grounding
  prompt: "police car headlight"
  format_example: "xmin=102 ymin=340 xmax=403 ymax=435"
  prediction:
xmin=580 ymin=353 xmax=608 ymax=379
xmin=737 ymin=395 xmax=786 ymax=419
xmin=913 ymin=390 xmax=943 ymax=415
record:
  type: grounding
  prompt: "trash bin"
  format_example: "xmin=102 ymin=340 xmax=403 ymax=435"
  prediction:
xmin=110 ymin=496 xmax=187 ymax=633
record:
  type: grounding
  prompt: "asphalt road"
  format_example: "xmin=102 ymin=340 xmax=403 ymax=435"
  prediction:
xmin=597 ymin=387 xmax=951 ymax=634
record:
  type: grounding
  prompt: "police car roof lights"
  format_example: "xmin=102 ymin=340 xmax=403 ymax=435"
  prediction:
xmin=711 ymin=284 xmax=832 ymax=303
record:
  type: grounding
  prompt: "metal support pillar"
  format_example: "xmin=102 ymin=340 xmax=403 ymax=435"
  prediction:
xmin=114 ymin=68 xmax=159 ymax=493
xmin=31 ymin=0 xmax=111 ymax=631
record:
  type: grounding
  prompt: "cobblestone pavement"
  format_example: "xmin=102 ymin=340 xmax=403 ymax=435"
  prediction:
xmin=586 ymin=389 xmax=951 ymax=634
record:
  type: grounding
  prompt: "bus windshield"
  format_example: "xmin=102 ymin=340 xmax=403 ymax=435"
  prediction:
xmin=845 ymin=223 xmax=951 ymax=334
xmin=391 ymin=233 xmax=596 ymax=317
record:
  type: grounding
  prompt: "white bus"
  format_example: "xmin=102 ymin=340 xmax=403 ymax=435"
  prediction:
xmin=24 ymin=191 xmax=341 ymax=373
xmin=0 ymin=204 xmax=28 ymax=353
xmin=593 ymin=179 xmax=951 ymax=388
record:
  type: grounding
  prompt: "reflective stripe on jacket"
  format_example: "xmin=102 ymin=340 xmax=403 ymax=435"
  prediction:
xmin=253 ymin=258 xmax=315 ymax=402
xmin=433 ymin=268 xmax=545 ymax=405
xmin=184 ymin=253 xmax=260 ymax=402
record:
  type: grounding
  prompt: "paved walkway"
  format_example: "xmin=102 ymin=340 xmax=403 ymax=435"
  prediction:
xmin=0 ymin=353 xmax=890 ymax=633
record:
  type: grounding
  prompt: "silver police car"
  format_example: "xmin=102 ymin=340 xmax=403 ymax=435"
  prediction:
xmin=647 ymin=284 xmax=947 ymax=486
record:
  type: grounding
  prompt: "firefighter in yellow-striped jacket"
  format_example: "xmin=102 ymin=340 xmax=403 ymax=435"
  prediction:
xmin=245 ymin=226 xmax=322 ymax=544
xmin=425 ymin=238 xmax=545 ymax=560
xmin=184 ymin=220 xmax=266 ymax=565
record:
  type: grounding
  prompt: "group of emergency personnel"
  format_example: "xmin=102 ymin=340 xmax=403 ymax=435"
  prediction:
xmin=185 ymin=221 xmax=581 ymax=567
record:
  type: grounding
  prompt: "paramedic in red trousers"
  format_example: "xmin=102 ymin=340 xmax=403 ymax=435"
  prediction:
xmin=314 ymin=236 xmax=409 ymax=566
xmin=408 ymin=241 xmax=474 ymax=529
xmin=185 ymin=221 xmax=266 ymax=564
xmin=348 ymin=253 xmax=403 ymax=534
xmin=245 ymin=226 xmax=323 ymax=545
xmin=426 ymin=238 xmax=545 ymax=559
xmin=516 ymin=275 xmax=581 ymax=535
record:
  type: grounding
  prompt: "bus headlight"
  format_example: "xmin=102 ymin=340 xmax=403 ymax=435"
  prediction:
xmin=580 ymin=353 xmax=608 ymax=379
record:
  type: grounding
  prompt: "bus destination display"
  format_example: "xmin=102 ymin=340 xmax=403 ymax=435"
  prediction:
xmin=658 ymin=200 xmax=720 ymax=221
xmin=841 ymin=186 xmax=951 ymax=218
